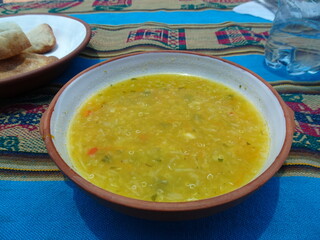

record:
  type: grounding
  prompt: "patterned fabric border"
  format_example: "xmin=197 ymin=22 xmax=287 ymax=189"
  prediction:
xmin=83 ymin=22 xmax=271 ymax=58
xmin=0 ymin=85 xmax=65 ymax=180
xmin=0 ymin=166 xmax=65 ymax=181
xmin=276 ymin=150 xmax=320 ymax=178
xmin=0 ymin=80 xmax=319 ymax=181
xmin=274 ymin=83 xmax=320 ymax=178
xmin=0 ymin=0 xmax=250 ymax=15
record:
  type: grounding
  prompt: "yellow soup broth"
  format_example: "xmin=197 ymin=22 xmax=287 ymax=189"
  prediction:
xmin=67 ymin=74 xmax=270 ymax=202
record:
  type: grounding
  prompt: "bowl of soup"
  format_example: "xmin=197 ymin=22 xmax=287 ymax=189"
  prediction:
xmin=40 ymin=51 xmax=295 ymax=220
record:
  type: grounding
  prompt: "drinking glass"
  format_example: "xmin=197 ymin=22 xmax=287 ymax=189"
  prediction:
xmin=264 ymin=0 xmax=320 ymax=80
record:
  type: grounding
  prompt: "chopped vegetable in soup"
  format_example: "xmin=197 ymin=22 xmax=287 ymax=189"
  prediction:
xmin=67 ymin=74 xmax=270 ymax=202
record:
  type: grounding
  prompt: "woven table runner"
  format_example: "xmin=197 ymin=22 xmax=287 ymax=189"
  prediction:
xmin=85 ymin=22 xmax=271 ymax=58
xmin=0 ymin=22 xmax=319 ymax=181
xmin=0 ymin=0 xmax=250 ymax=14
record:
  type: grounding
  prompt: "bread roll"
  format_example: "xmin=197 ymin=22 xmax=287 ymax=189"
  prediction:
xmin=0 ymin=22 xmax=31 ymax=60
xmin=25 ymin=23 xmax=57 ymax=54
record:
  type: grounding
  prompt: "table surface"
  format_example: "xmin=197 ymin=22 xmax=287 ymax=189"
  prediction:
xmin=0 ymin=1 xmax=319 ymax=239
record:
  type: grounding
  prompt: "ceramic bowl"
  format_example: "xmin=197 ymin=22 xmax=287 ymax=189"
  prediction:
xmin=40 ymin=51 xmax=295 ymax=221
xmin=0 ymin=14 xmax=91 ymax=98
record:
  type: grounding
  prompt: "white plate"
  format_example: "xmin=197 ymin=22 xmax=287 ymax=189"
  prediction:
xmin=0 ymin=13 xmax=91 ymax=97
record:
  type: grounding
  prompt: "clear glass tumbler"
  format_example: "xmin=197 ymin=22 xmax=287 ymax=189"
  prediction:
xmin=264 ymin=0 xmax=320 ymax=80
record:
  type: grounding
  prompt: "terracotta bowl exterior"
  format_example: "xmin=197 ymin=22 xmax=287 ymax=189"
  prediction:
xmin=40 ymin=51 xmax=295 ymax=221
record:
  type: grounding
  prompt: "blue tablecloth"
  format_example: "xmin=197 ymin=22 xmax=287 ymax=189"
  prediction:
xmin=0 ymin=1 xmax=319 ymax=239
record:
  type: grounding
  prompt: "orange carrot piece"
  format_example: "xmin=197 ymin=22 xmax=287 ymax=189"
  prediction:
xmin=83 ymin=110 xmax=92 ymax=117
xmin=87 ymin=147 xmax=98 ymax=155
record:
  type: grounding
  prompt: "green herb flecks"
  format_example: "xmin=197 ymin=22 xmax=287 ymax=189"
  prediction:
xmin=102 ymin=154 xmax=112 ymax=163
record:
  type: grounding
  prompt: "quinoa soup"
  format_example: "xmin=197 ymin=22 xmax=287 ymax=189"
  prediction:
xmin=67 ymin=74 xmax=270 ymax=202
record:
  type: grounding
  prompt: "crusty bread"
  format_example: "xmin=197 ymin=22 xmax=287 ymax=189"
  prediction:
xmin=0 ymin=22 xmax=31 ymax=60
xmin=24 ymin=23 xmax=57 ymax=54
xmin=0 ymin=52 xmax=58 ymax=80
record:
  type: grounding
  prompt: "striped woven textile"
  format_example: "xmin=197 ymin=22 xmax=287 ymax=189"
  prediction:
xmin=1 ymin=1 xmax=320 ymax=239
xmin=85 ymin=22 xmax=271 ymax=58
xmin=0 ymin=22 xmax=319 ymax=181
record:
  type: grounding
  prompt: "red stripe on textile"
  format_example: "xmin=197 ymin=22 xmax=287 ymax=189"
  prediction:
xmin=295 ymin=121 xmax=320 ymax=137
xmin=218 ymin=38 xmax=231 ymax=44
xmin=215 ymin=31 xmax=228 ymax=36
xmin=286 ymin=102 xmax=320 ymax=114
xmin=180 ymin=40 xmax=186 ymax=45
